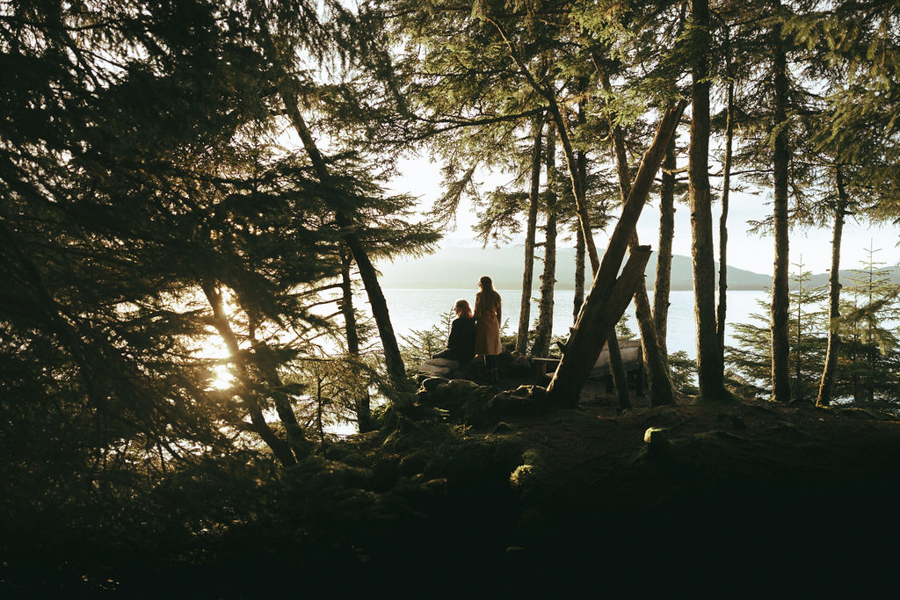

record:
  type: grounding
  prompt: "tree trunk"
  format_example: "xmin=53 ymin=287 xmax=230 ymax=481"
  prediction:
xmin=546 ymin=97 xmax=599 ymax=273
xmin=716 ymin=26 xmax=735 ymax=358
xmin=574 ymin=221 xmax=586 ymax=323
xmin=573 ymin=100 xmax=588 ymax=323
xmin=816 ymin=169 xmax=847 ymax=407
xmin=341 ymin=243 xmax=374 ymax=433
xmin=690 ymin=0 xmax=728 ymax=401
xmin=276 ymin=77 xmax=408 ymax=398
xmin=603 ymin=72 xmax=675 ymax=406
xmin=549 ymin=248 xmax=653 ymax=407
xmin=341 ymin=243 xmax=360 ymax=355
xmin=654 ymin=137 xmax=677 ymax=363
xmin=516 ymin=113 xmax=544 ymax=355
xmin=772 ymin=7 xmax=792 ymax=403
xmin=533 ymin=124 xmax=557 ymax=357
xmin=547 ymin=102 xmax=686 ymax=407
xmin=202 ymin=282 xmax=297 ymax=467
xmin=607 ymin=332 xmax=632 ymax=410
xmin=315 ymin=374 xmax=328 ymax=454
xmin=573 ymin=150 xmax=587 ymax=323
xmin=254 ymin=341 xmax=311 ymax=458
xmin=341 ymin=231 xmax=409 ymax=395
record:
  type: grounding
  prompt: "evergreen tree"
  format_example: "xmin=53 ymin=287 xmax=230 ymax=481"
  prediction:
xmin=726 ymin=264 xmax=828 ymax=402
xmin=840 ymin=245 xmax=900 ymax=407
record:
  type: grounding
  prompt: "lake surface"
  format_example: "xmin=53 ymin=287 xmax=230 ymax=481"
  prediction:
xmin=379 ymin=288 xmax=769 ymax=358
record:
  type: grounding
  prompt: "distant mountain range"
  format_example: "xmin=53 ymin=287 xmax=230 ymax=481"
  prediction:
xmin=375 ymin=245 xmax=899 ymax=291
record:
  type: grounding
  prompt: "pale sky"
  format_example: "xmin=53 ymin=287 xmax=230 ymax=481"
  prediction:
xmin=391 ymin=156 xmax=900 ymax=277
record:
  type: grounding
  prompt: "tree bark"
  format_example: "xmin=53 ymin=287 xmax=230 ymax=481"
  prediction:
xmin=607 ymin=332 xmax=632 ymax=410
xmin=549 ymin=248 xmax=653 ymax=407
xmin=771 ymin=5 xmax=792 ymax=403
xmin=534 ymin=124 xmax=558 ymax=357
xmin=654 ymin=137 xmax=677 ymax=363
xmin=341 ymin=243 xmax=360 ymax=355
xmin=547 ymin=102 xmax=686 ymax=407
xmin=816 ymin=168 xmax=847 ymax=407
xmin=574 ymin=220 xmax=586 ymax=323
xmin=690 ymin=0 xmax=728 ymax=401
xmin=516 ymin=113 xmax=544 ymax=355
xmin=341 ymin=243 xmax=374 ymax=433
xmin=573 ymin=151 xmax=587 ymax=323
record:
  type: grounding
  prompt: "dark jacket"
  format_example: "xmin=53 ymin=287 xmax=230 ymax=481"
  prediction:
xmin=435 ymin=316 xmax=476 ymax=363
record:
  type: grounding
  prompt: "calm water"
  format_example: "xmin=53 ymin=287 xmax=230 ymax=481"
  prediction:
xmin=379 ymin=288 xmax=769 ymax=358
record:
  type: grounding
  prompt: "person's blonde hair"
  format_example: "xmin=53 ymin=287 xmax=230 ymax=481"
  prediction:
xmin=454 ymin=299 xmax=472 ymax=318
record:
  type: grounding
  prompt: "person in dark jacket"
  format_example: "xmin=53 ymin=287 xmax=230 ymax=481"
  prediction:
xmin=433 ymin=299 xmax=476 ymax=364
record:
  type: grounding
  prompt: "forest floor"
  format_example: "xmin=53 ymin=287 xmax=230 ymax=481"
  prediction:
xmin=5 ymin=372 xmax=900 ymax=597
xmin=381 ymin=372 xmax=900 ymax=594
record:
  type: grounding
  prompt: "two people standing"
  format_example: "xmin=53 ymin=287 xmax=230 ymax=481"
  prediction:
xmin=432 ymin=276 xmax=502 ymax=381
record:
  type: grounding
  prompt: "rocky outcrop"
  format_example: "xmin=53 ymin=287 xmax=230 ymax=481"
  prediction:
xmin=415 ymin=377 xmax=550 ymax=426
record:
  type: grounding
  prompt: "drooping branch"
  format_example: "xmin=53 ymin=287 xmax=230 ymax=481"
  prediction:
xmin=484 ymin=16 xmax=600 ymax=273
xmin=272 ymin=69 xmax=409 ymax=398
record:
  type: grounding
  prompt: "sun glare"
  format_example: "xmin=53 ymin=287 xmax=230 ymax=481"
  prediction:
xmin=211 ymin=363 xmax=235 ymax=390
xmin=199 ymin=335 xmax=236 ymax=391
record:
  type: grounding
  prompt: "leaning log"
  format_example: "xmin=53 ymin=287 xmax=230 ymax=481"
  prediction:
xmin=546 ymin=100 xmax=686 ymax=408
xmin=547 ymin=246 xmax=652 ymax=407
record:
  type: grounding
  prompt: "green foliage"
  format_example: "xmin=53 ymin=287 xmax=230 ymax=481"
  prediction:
xmin=725 ymin=262 xmax=831 ymax=401
xmin=668 ymin=350 xmax=699 ymax=396
xmin=835 ymin=245 xmax=900 ymax=407
xmin=399 ymin=309 xmax=456 ymax=374
xmin=726 ymin=256 xmax=900 ymax=407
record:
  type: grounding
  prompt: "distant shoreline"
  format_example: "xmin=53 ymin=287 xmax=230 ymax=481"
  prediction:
xmin=376 ymin=246 xmax=898 ymax=293
xmin=378 ymin=284 xmax=772 ymax=292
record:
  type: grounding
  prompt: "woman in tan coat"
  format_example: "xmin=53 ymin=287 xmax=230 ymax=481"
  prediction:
xmin=474 ymin=276 xmax=502 ymax=379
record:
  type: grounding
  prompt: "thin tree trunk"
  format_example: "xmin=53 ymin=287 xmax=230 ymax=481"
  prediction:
xmin=690 ymin=0 xmax=728 ymax=401
xmin=607 ymin=333 xmax=632 ymax=410
xmin=772 ymin=6 xmax=792 ymax=403
xmin=341 ymin=243 xmax=360 ymax=355
xmin=547 ymin=97 xmax=599 ymax=272
xmin=316 ymin=374 xmax=327 ymax=454
xmin=573 ymin=100 xmax=588 ymax=322
xmin=517 ymin=113 xmax=544 ymax=355
xmin=574 ymin=221 xmax=586 ymax=323
xmin=341 ymin=243 xmax=374 ymax=433
xmin=250 ymin=334 xmax=311 ymax=458
xmin=794 ymin=270 xmax=805 ymax=402
xmin=573 ymin=151 xmax=587 ymax=323
xmin=548 ymin=102 xmax=686 ymax=407
xmin=533 ymin=124 xmax=557 ymax=357
xmin=816 ymin=170 xmax=845 ymax=407
xmin=717 ymin=26 xmax=735 ymax=357
xmin=654 ymin=137 xmax=677 ymax=363
xmin=202 ymin=282 xmax=296 ymax=467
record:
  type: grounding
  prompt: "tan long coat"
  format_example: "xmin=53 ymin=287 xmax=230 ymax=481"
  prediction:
xmin=474 ymin=291 xmax=502 ymax=356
